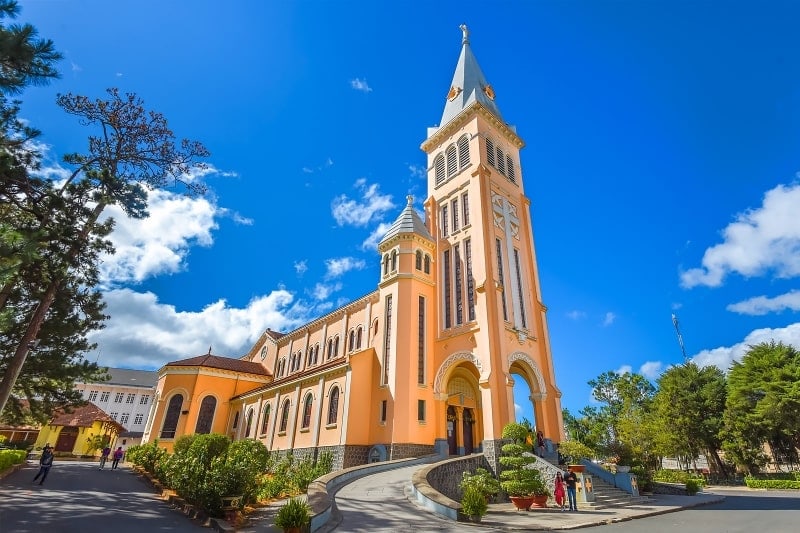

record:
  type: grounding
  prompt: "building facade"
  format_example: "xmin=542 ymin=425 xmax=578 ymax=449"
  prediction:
xmin=75 ymin=367 xmax=157 ymax=450
xmin=143 ymin=28 xmax=565 ymax=469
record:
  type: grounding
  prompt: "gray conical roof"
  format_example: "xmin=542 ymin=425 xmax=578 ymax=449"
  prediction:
xmin=439 ymin=25 xmax=504 ymax=129
xmin=380 ymin=196 xmax=433 ymax=244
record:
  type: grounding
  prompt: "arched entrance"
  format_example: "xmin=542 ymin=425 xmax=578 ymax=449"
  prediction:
xmin=443 ymin=367 xmax=482 ymax=456
xmin=508 ymin=352 xmax=553 ymax=447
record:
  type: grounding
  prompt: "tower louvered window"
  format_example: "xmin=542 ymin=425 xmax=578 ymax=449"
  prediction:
xmin=497 ymin=147 xmax=506 ymax=174
xmin=446 ymin=145 xmax=458 ymax=176
xmin=496 ymin=238 xmax=508 ymax=321
xmin=457 ymin=134 xmax=470 ymax=167
xmin=486 ymin=138 xmax=495 ymax=166
xmin=506 ymin=156 xmax=516 ymax=183
xmin=434 ymin=154 xmax=446 ymax=185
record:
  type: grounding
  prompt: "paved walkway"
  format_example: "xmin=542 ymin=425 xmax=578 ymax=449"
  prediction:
xmin=239 ymin=464 xmax=729 ymax=532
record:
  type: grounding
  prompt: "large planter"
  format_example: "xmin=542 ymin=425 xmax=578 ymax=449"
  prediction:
xmin=510 ymin=496 xmax=535 ymax=511
xmin=530 ymin=494 xmax=549 ymax=508
xmin=568 ymin=464 xmax=586 ymax=473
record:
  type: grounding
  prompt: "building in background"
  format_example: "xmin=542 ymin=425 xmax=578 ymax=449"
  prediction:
xmin=33 ymin=402 xmax=124 ymax=455
xmin=143 ymin=28 xmax=564 ymax=469
xmin=75 ymin=367 xmax=157 ymax=451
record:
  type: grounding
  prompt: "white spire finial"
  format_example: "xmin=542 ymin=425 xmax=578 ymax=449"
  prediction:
xmin=406 ymin=195 xmax=414 ymax=205
xmin=460 ymin=24 xmax=469 ymax=45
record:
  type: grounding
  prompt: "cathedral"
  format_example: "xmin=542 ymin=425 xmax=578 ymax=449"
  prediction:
xmin=141 ymin=27 xmax=565 ymax=469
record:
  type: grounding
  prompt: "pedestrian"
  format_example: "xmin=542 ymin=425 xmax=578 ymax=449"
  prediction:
xmin=111 ymin=446 xmax=124 ymax=469
xmin=565 ymin=467 xmax=579 ymax=512
xmin=32 ymin=444 xmax=54 ymax=485
xmin=553 ymin=471 xmax=566 ymax=511
xmin=536 ymin=430 xmax=545 ymax=457
xmin=99 ymin=445 xmax=111 ymax=469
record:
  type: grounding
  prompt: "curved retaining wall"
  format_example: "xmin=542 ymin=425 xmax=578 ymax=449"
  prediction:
xmin=410 ymin=453 xmax=488 ymax=521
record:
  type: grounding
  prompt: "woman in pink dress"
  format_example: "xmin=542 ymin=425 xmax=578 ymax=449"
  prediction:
xmin=553 ymin=471 xmax=566 ymax=511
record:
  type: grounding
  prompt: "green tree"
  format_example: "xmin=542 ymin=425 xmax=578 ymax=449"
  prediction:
xmin=652 ymin=362 xmax=727 ymax=475
xmin=0 ymin=88 xmax=210 ymax=417
xmin=722 ymin=341 xmax=800 ymax=473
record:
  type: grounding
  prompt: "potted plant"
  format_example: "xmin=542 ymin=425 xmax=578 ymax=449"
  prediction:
xmin=460 ymin=486 xmax=488 ymax=522
xmin=499 ymin=422 xmax=550 ymax=510
xmin=557 ymin=440 xmax=595 ymax=471
xmin=274 ymin=497 xmax=311 ymax=533
xmin=460 ymin=467 xmax=500 ymax=503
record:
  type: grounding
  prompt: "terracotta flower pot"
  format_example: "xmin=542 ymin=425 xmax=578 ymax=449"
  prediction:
xmin=510 ymin=496 xmax=535 ymax=511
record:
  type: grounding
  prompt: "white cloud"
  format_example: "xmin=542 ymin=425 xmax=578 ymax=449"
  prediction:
xmin=566 ymin=310 xmax=586 ymax=320
xmin=639 ymin=361 xmax=664 ymax=380
xmin=311 ymin=282 xmax=342 ymax=301
xmin=294 ymin=260 xmax=308 ymax=276
xmin=301 ymin=158 xmax=333 ymax=174
xmin=350 ymin=78 xmax=372 ymax=92
xmin=99 ymin=189 xmax=219 ymax=286
xmin=88 ymin=288 xmax=314 ymax=370
xmin=325 ymin=257 xmax=366 ymax=279
xmin=602 ymin=312 xmax=617 ymax=326
xmin=615 ymin=365 xmax=633 ymax=375
xmin=361 ymin=222 xmax=393 ymax=251
xmin=726 ymin=290 xmax=800 ymax=315
xmin=514 ymin=403 xmax=522 ymax=418
xmin=408 ymin=164 xmax=426 ymax=179
xmin=691 ymin=321 xmax=800 ymax=372
xmin=331 ymin=179 xmax=395 ymax=227
xmin=681 ymin=182 xmax=800 ymax=288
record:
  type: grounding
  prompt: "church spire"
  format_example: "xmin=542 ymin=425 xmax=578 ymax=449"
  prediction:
xmin=439 ymin=25 xmax=504 ymax=130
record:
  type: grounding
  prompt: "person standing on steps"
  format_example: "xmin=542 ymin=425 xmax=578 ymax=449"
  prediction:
xmin=111 ymin=446 xmax=124 ymax=469
xmin=99 ymin=445 xmax=111 ymax=469
xmin=536 ymin=430 xmax=545 ymax=457
xmin=553 ymin=471 xmax=566 ymax=511
xmin=32 ymin=445 xmax=54 ymax=485
xmin=565 ymin=468 xmax=579 ymax=512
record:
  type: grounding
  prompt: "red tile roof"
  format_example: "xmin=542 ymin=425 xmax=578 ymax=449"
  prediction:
xmin=165 ymin=354 xmax=270 ymax=376
xmin=49 ymin=402 xmax=124 ymax=432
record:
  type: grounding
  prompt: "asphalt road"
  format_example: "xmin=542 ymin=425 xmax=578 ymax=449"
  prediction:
xmin=581 ymin=487 xmax=800 ymax=533
xmin=0 ymin=460 xmax=205 ymax=533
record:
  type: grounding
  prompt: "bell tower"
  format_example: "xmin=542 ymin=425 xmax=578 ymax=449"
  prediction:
xmin=421 ymin=26 xmax=565 ymax=455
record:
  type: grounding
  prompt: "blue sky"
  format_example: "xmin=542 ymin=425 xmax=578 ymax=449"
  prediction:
xmin=17 ymin=1 xmax=800 ymax=423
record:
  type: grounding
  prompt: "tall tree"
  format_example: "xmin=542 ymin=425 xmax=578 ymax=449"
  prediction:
xmin=652 ymin=362 xmax=727 ymax=474
xmin=722 ymin=341 xmax=800 ymax=473
xmin=0 ymin=88 xmax=210 ymax=416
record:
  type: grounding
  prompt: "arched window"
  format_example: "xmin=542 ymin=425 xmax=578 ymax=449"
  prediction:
xmin=486 ymin=138 xmax=496 ymax=167
xmin=415 ymin=250 xmax=422 ymax=270
xmin=333 ymin=336 xmax=340 ymax=357
xmin=391 ymin=250 xmax=397 ymax=271
xmin=279 ymin=399 xmax=290 ymax=433
xmin=327 ymin=387 xmax=340 ymax=425
xmin=445 ymin=144 xmax=457 ymax=176
xmin=160 ymin=394 xmax=183 ymax=439
xmin=232 ymin=410 xmax=240 ymax=429
xmin=383 ymin=254 xmax=389 ymax=275
xmin=348 ymin=330 xmax=355 ymax=351
xmin=245 ymin=407 xmax=254 ymax=437
xmin=301 ymin=393 xmax=313 ymax=429
xmin=327 ymin=339 xmax=334 ymax=360
xmin=306 ymin=348 xmax=313 ymax=367
xmin=424 ymin=254 xmax=431 ymax=274
xmin=457 ymin=134 xmax=470 ymax=168
xmin=356 ymin=327 xmax=363 ymax=349
xmin=434 ymin=154 xmax=446 ymax=184
xmin=195 ymin=396 xmax=216 ymax=434
xmin=260 ymin=403 xmax=270 ymax=435
xmin=314 ymin=344 xmax=320 ymax=364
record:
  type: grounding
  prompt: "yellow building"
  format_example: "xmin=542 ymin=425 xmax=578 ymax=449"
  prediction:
xmin=34 ymin=402 xmax=124 ymax=456
xmin=142 ymin=28 xmax=564 ymax=468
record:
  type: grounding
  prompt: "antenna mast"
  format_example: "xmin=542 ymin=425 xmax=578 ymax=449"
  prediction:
xmin=671 ymin=313 xmax=688 ymax=363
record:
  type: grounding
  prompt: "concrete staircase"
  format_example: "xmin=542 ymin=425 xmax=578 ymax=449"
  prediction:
xmin=587 ymin=477 xmax=651 ymax=510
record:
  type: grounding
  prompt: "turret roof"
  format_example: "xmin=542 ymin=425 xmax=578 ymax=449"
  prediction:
xmin=379 ymin=195 xmax=433 ymax=244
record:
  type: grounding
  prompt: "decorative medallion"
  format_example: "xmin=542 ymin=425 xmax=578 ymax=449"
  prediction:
xmin=483 ymin=84 xmax=496 ymax=101
xmin=447 ymin=85 xmax=462 ymax=101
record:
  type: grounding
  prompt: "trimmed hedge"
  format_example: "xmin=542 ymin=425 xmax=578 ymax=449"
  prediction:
xmin=0 ymin=449 xmax=27 ymax=471
xmin=653 ymin=469 xmax=706 ymax=486
xmin=745 ymin=476 xmax=800 ymax=490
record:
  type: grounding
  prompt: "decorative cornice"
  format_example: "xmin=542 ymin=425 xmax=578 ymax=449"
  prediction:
xmin=421 ymin=102 xmax=523 ymax=153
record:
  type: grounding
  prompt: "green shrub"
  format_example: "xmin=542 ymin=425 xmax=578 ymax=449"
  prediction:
xmin=274 ymin=497 xmax=311 ymax=530
xmin=685 ymin=478 xmax=700 ymax=495
xmin=0 ymin=449 xmax=27 ymax=470
xmin=631 ymin=466 xmax=653 ymax=493
xmin=557 ymin=440 xmax=595 ymax=465
xmin=461 ymin=485 xmax=488 ymax=518
xmin=744 ymin=476 xmax=800 ymax=490
xmin=460 ymin=468 xmax=500 ymax=500
xmin=125 ymin=440 xmax=168 ymax=476
xmin=653 ymin=469 xmax=706 ymax=486
xmin=499 ymin=422 xmax=549 ymax=497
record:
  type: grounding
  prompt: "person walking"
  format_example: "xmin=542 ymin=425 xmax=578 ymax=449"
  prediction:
xmin=32 ymin=445 xmax=54 ymax=485
xmin=565 ymin=468 xmax=579 ymax=512
xmin=99 ymin=445 xmax=111 ymax=469
xmin=553 ymin=471 xmax=566 ymax=511
xmin=111 ymin=446 xmax=124 ymax=469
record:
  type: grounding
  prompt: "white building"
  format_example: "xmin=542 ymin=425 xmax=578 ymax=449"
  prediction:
xmin=75 ymin=367 xmax=157 ymax=450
